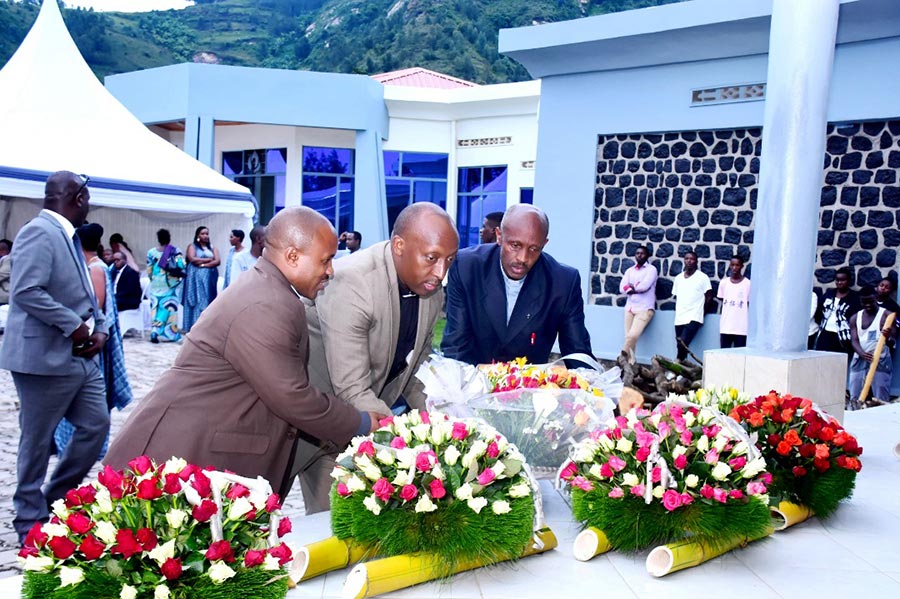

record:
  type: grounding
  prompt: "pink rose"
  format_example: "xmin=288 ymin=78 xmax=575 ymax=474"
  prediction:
xmin=713 ymin=488 xmax=728 ymax=503
xmin=264 ymin=493 xmax=281 ymax=513
xmin=674 ymin=454 xmax=688 ymax=470
xmin=378 ymin=416 xmax=394 ymax=428
xmin=560 ymin=461 xmax=578 ymax=480
xmin=608 ymin=487 xmax=624 ymax=498
xmin=599 ymin=463 xmax=614 ymax=478
xmin=630 ymin=484 xmax=645 ymax=496
xmin=635 ymin=431 xmax=655 ymax=448
xmin=570 ymin=476 xmax=593 ymax=492
xmin=429 ymin=479 xmax=446 ymax=499
xmin=746 ymin=482 xmax=767 ymax=496
xmin=662 ymin=489 xmax=682 ymax=511
xmin=635 ymin=446 xmax=651 ymax=462
xmin=486 ymin=441 xmax=500 ymax=458
xmin=477 ymin=468 xmax=496 ymax=485
xmin=729 ymin=456 xmax=747 ymax=470
xmin=372 ymin=478 xmax=394 ymax=502
xmin=608 ymin=455 xmax=626 ymax=472
xmin=680 ymin=429 xmax=692 ymax=445
xmin=700 ymin=484 xmax=715 ymax=499
xmin=651 ymin=467 xmax=661 ymax=483
xmin=657 ymin=421 xmax=670 ymax=437
xmin=415 ymin=451 xmax=437 ymax=472
xmin=400 ymin=485 xmax=418 ymax=501
xmin=225 ymin=484 xmax=250 ymax=500
xmin=680 ymin=492 xmax=694 ymax=506
xmin=704 ymin=449 xmax=719 ymax=464
xmin=336 ymin=482 xmax=351 ymax=497
xmin=128 ymin=455 xmax=154 ymax=475
xmin=451 ymin=422 xmax=469 ymax=440
xmin=420 ymin=411 xmax=430 ymax=424
xmin=357 ymin=440 xmax=375 ymax=457
xmin=278 ymin=517 xmax=292 ymax=537
xmin=390 ymin=436 xmax=407 ymax=449
xmin=729 ymin=489 xmax=744 ymax=500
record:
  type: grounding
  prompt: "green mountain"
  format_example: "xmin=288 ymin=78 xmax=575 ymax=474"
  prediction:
xmin=1 ymin=0 xmax=687 ymax=84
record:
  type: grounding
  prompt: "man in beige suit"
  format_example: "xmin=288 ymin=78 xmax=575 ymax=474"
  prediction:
xmin=295 ymin=203 xmax=459 ymax=512
xmin=105 ymin=208 xmax=381 ymax=498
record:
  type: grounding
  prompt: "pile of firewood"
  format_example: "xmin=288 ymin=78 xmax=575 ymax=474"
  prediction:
xmin=615 ymin=351 xmax=703 ymax=406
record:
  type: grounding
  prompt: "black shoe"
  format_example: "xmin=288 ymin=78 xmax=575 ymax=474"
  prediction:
xmin=150 ymin=333 xmax=159 ymax=344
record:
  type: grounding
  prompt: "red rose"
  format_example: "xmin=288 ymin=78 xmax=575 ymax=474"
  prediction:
xmin=277 ymin=517 xmax=292 ymax=537
xmin=429 ymin=479 xmax=446 ymax=499
xmin=136 ymin=477 xmax=163 ymax=500
xmin=112 ymin=529 xmax=143 ymax=559
xmin=244 ymin=549 xmax=267 ymax=568
xmin=66 ymin=512 xmax=94 ymax=535
xmin=17 ymin=545 xmax=39 ymax=559
xmin=798 ymin=443 xmax=816 ymax=458
xmin=766 ymin=433 xmax=781 ymax=446
xmin=137 ymin=528 xmax=158 ymax=551
xmin=843 ymin=438 xmax=861 ymax=455
xmin=819 ymin=426 xmax=835 ymax=442
xmin=792 ymin=465 xmax=808 ymax=477
xmin=265 ymin=493 xmax=282 ymax=513
xmin=48 ymin=535 xmax=77 ymax=560
xmin=76 ymin=485 xmax=97 ymax=505
xmin=205 ymin=540 xmax=235 ymax=563
xmin=23 ymin=522 xmax=48 ymax=549
xmin=162 ymin=473 xmax=182 ymax=495
xmin=97 ymin=465 xmax=126 ymax=499
xmin=178 ymin=463 xmax=200 ymax=481
xmin=128 ymin=455 xmax=154 ymax=475
xmin=79 ymin=535 xmax=106 ymax=560
xmin=776 ymin=441 xmax=793 ymax=456
xmin=269 ymin=543 xmax=293 ymax=565
xmin=192 ymin=499 xmax=218 ymax=522
xmin=813 ymin=458 xmax=831 ymax=472
xmin=191 ymin=472 xmax=212 ymax=498
xmin=65 ymin=489 xmax=83 ymax=508
xmin=225 ymin=484 xmax=250 ymax=500
xmin=161 ymin=557 xmax=183 ymax=580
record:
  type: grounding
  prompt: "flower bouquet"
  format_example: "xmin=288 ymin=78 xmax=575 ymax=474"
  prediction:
xmin=296 ymin=409 xmax=557 ymax=599
xmin=19 ymin=456 xmax=294 ymax=599
xmin=418 ymin=355 xmax=618 ymax=475
xmin=728 ymin=391 xmax=863 ymax=525
xmin=561 ymin=401 xmax=773 ymax=576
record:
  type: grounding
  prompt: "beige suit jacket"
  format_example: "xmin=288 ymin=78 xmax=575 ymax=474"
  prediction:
xmin=305 ymin=241 xmax=443 ymax=414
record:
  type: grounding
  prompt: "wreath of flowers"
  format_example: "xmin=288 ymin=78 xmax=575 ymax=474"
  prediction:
xmin=727 ymin=391 xmax=862 ymax=517
xmin=329 ymin=409 xmax=535 ymax=571
xmin=561 ymin=401 xmax=772 ymax=551
xmin=19 ymin=456 xmax=293 ymax=599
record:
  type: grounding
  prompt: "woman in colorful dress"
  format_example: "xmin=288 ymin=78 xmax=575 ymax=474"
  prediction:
xmin=182 ymin=225 xmax=220 ymax=333
xmin=147 ymin=228 xmax=186 ymax=343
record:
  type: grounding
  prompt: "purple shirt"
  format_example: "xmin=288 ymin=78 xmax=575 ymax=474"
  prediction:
xmin=620 ymin=262 xmax=658 ymax=312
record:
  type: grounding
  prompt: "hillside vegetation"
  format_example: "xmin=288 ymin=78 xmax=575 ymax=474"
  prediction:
xmin=1 ymin=0 xmax=686 ymax=83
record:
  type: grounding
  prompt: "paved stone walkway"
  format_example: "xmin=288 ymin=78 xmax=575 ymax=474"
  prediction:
xmin=0 ymin=334 xmax=307 ymax=578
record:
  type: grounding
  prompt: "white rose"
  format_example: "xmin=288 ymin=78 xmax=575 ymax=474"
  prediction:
xmin=491 ymin=500 xmax=511 ymax=515
xmin=711 ymin=462 xmax=732 ymax=481
xmin=462 ymin=441 xmax=488 ymax=468
xmin=148 ymin=540 xmax=176 ymax=565
xmin=616 ymin=437 xmax=634 ymax=453
xmin=394 ymin=423 xmax=411 ymax=442
xmin=182 ymin=483 xmax=202 ymax=507
xmin=732 ymin=441 xmax=749 ymax=456
xmin=685 ymin=474 xmax=700 ymax=488
xmin=714 ymin=434 xmax=729 ymax=453
xmin=154 ymin=584 xmax=171 ymax=599
xmin=395 ymin=448 xmax=416 ymax=470
xmin=412 ymin=424 xmax=431 ymax=442
xmin=741 ymin=457 xmax=767 ymax=479
xmin=505 ymin=446 xmax=525 ymax=463
xmin=492 ymin=461 xmax=506 ymax=478
xmin=94 ymin=485 xmax=114 ymax=514
xmin=650 ymin=413 xmax=662 ymax=428
xmin=431 ymin=464 xmax=445 ymax=480
xmin=94 ymin=521 xmax=118 ymax=545
xmin=588 ymin=464 xmax=604 ymax=479
xmin=162 ymin=457 xmax=187 ymax=476
xmin=652 ymin=485 xmax=665 ymax=499
xmin=683 ymin=412 xmax=696 ymax=427
xmin=42 ymin=522 xmax=68 ymax=539
xmin=625 ymin=409 xmax=639 ymax=427
xmin=51 ymin=499 xmax=69 ymax=519
xmin=21 ymin=556 xmax=54 ymax=572
xmin=414 ymin=495 xmax=437 ymax=513
xmin=573 ymin=443 xmax=596 ymax=463
xmin=622 ymin=473 xmax=640 ymax=487
xmin=166 ymin=509 xmax=187 ymax=529
xmin=346 ymin=475 xmax=366 ymax=492
xmin=330 ymin=466 xmax=348 ymax=480
xmin=508 ymin=482 xmax=530 ymax=498
xmin=207 ymin=561 xmax=237 ymax=584
xmin=443 ymin=445 xmax=461 ymax=466
xmin=121 ymin=584 xmax=138 ymax=599
xmin=375 ymin=449 xmax=395 ymax=466
xmin=263 ymin=554 xmax=281 ymax=571
xmin=467 ymin=497 xmax=488 ymax=514
xmin=227 ymin=497 xmax=254 ymax=521
xmin=429 ymin=422 xmax=449 ymax=445
xmin=455 ymin=483 xmax=474 ymax=501
xmin=596 ymin=434 xmax=615 ymax=451
xmin=363 ymin=495 xmax=382 ymax=515
xmin=696 ymin=435 xmax=710 ymax=453
xmin=356 ymin=456 xmax=382 ymax=481
xmin=673 ymin=444 xmax=688 ymax=457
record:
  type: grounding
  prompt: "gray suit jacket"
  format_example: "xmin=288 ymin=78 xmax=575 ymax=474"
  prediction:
xmin=0 ymin=211 xmax=107 ymax=375
xmin=305 ymin=241 xmax=443 ymax=414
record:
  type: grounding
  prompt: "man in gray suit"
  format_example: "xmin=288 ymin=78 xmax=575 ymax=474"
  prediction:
xmin=0 ymin=171 xmax=109 ymax=543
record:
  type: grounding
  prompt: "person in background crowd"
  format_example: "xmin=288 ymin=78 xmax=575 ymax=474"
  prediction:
xmin=182 ymin=226 xmax=220 ymax=333
xmin=671 ymin=250 xmax=712 ymax=361
xmin=0 ymin=171 xmax=108 ymax=544
xmin=339 ymin=230 xmax=362 ymax=254
xmin=222 ymin=229 xmax=246 ymax=290
xmin=54 ymin=223 xmax=133 ymax=457
xmin=100 ymin=245 xmax=113 ymax=265
xmin=0 ymin=239 xmax=11 ymax=306
xmin=109 ymin=233 xmax=140 ymax=272
xmin=105 ymin=207 xmax=384 ymax=502
xmin=717 ymin=255 xmax=751 ymax=348
xmin=620 ymin=245 xmax=658 ymax=363
xmin=0 ymin=239 xmax=13 ymax=258
xmin=229 ymin=225 xmax=263 ymax=285
xmin=876 ymin=277 xmax=900 ymax=315
xmin=249 ymin=225 xmax=266 ymax=259
xmin=808 ymin=290 xmax=821 ymax=350
xmin=147 ymin=228 xmax=186 ymax=343
xmin=111 ymin=251 xmax=143 ymax=313
xmin=848 ymin=286 xmax=895 ymax=410
xmin=813 ymin=266 xmax=859 ymax=357
xmin=479 ymin=211 xmax=504 ymax=244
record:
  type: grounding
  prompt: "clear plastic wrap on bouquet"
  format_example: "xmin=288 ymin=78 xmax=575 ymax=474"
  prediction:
xmin=417 ymin=354 xmax=619 ymax=476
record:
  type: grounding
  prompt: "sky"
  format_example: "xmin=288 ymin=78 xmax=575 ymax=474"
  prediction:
xmin=66 ymin=1 xmax=195 ymax=12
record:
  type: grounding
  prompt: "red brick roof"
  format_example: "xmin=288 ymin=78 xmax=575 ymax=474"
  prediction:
xmin=372 ymin=67 xmax=478 ymax=89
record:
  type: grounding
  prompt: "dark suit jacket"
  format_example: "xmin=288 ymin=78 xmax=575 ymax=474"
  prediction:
xmin=105 ymin=257 xmax=361 ymax=495
xmin=112 ymin=264 xmax=143 ymax=312
xmin=441 ymin=244 xmax=592 ymax=365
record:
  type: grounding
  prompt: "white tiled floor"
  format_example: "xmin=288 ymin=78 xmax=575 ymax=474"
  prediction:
xmin=2 ymin=404 xmax=898 ymax=598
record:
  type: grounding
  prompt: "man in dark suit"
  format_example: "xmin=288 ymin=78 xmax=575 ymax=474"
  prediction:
xmin=105 ymin=207 xmax=383 ymax=501
xmin=441 ymin=204 xmax=592 ymax=365
xmin=0 ymin=171 xmax=109 ymax=543
xmin=110 ymin=251 xmax=143 ymax=312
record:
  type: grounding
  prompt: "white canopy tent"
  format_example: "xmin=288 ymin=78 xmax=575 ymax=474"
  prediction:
xmin=0 ymin=0 xmax=255 ymax=263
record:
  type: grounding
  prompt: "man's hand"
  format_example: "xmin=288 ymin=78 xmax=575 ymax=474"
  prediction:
xmin=70 ymin=322 xmax=91 ymax=350
xmin=862 ymin=351 xmax=874 ymax=363
xmin=368 ymin=412 xmax=391 ymax=433
xmin=339 ymin=232 xmax=349 ymax=242
xmin=74 ymin=333 xmax=108 ymax=359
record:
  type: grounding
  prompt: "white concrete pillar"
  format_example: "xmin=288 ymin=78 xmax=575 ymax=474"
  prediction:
xmin=354 ymin=129 xmax=388 ymax=245
xmin=748 ymin=0 xmax=840 ymax=351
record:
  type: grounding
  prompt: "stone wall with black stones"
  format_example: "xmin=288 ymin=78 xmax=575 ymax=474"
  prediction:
xmin=590 ymin=120 xmax=900 ymax=309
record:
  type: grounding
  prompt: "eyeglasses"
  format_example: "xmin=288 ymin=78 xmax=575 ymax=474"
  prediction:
xmin=74 ymin=174 xmax=90 ymax=199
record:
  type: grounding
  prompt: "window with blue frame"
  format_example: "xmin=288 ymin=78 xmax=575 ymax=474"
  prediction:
xmin=222 ymin=148 xmax=287 ymax=225
xmin=456 ymin=165 xmax=507 ymax=248
xmin=302 ymin=146 xmax=355 ymax=233
xmin=520 ymin=188 xmax=534 ymax=204
xmin=384 ymin=151 xmax=449 ymax=233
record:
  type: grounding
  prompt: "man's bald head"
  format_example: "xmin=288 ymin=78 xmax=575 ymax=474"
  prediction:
xmin=263 ymin=207 xmax=338 ymax=299
xmin=392 ymin=202 xmax=455 ymax=239
xmin=496 ymin=204 xmax=549 ymax=281
xmin=44 ymin=171 xmax=91 ymax=227
xmin=265 ymin=207 xmax=332 ymax=251
xmin=501 ymin=204 xmax=549 ymax=239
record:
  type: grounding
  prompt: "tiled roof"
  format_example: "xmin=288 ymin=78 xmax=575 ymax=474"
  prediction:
xmin=372 ymin=67 xmax=478 ymax=89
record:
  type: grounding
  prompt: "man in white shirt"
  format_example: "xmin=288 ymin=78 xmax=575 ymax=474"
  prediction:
xmin=671 ymin=251 xmax=712 ymax=361
xmin=222 ymin=229 xmax=246 ymax=290
xmin=228 ymin=225 xmax=265 ymax=287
